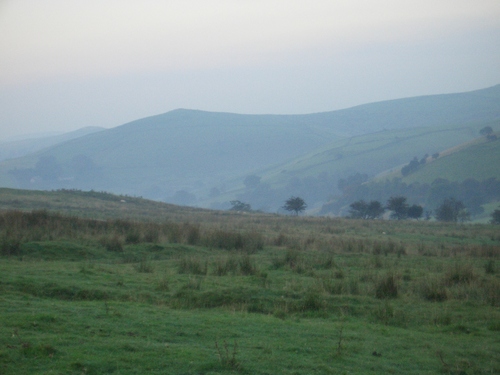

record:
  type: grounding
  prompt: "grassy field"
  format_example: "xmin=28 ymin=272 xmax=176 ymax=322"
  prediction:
xmin=0 ymin=190 xmax=499 ymax=374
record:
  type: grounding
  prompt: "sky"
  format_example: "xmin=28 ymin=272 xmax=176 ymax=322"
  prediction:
xmin=1 ymin=0 xmax=500 ymax=140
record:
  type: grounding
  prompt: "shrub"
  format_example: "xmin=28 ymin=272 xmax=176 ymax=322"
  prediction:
xmin=134 ymin=257 xmax=154 ymax=273
xmin=242 ymin=231 xmax=264 ymax=253
xmin=100 ymin=235 xmax=123 ymax=252
xmin=125 ymin=230 xmax=141 ymax=244
xmin=443 ymin=263 xmax=476 ymax=286
xmin=238 ymin=254 xmax=258 ymax=275
xmin=419 ymin=277 xmax=448 ymax=302
xmin=0 ymin=235 xmax=22 ymax=256
xmin=375 ymin=272 xmax=399 ymax=299
xmin=212 ymin=256 xmax=238 ymax=276
xmin=178 ymin=257 xmax=207 ymax=275
xmin=485 ymin=260 xmax=496 ymax=275
xmin=301 ymin=288 xmax=324 ymax=311
xmin=183 ymin=223 xmax=200 ymax=245
xmin=143 ymin=226 xmax=160 ymax=243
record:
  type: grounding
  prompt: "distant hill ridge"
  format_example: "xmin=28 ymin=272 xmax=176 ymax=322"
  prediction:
xmin=0 ymin=84 xmax=499 ymax=212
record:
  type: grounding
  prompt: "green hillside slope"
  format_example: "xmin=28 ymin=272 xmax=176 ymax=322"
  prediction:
xmin=400 ymin=135 xmax=500 ymax=184
xmin=211 ymin=122 xmax=497 ymax=211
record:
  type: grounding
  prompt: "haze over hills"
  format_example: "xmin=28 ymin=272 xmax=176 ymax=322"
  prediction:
xmin=0 ymin=84 xmax=499 ymax=214
xmin=0 ymin=126 xmax=104 ymax=162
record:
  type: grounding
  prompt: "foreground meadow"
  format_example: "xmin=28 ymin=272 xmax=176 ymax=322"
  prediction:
xmin=0 ymin=199 xmax=499 ymax=374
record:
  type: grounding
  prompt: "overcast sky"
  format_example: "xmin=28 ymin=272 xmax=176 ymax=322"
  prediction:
xmin=1 ymin=0 xmax=499 ymax=140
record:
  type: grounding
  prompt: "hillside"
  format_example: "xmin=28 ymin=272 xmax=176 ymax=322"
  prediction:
xmin=0 ymin=84 xmax=499 ymax=210
xmin=399 ymin=133 xmax=500 ymax=184
xmin=209 ymin=121 xmax=498 ymax=212
xmin=316 ymin=133 xmax=500 ymax=218
xmin=0 ymin=127 xmax=104 ymax=162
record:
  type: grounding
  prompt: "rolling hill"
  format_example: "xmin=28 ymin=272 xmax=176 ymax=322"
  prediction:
xmin=0 ymin=84 xmax=499 ymax=211
xmin=0 ymin=127 xmax=104 ymax=162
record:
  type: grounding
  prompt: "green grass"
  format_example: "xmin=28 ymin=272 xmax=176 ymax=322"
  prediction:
xmin=1 ymin=248 xmax=499 ymax=374
xmin=0 ymin=196 xmax=499 ymax=374
xmin=401 ymin=135 xmax=500 ymax=184
xmin=251 ymin=123 xmax=494 ymax=188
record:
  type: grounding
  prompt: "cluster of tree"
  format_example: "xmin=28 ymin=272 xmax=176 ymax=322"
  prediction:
xmin=9 ymin=154 xmax=102 ymax=190
xmin=480 ymin=126 xmax=497 ymax=141
xmin=233 ymin=172 xmax=338 ymax=212
xmin=321 ymin=175 xmax=500 ymax=218
xmin=229 ymin=200 xmax=252 ymax=212
xmin=491 ymin=208 xmax=500 ymax=224
xmin=401 ymin=155 xmax=430 ymax=176
xmin=434 ymin=198 xmax=470 ymax=223
xmin=349 ymin=195 xmax=473 ymax=222
xmin=349 ymin=196 xmax=423 ymax=220
xmin=400 ymin=152 xmax=440 ymax=177
xmin=228 ymin=196 xmax=307 ymax=216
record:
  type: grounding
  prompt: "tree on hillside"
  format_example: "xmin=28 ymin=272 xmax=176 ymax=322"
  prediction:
xmin=435 ymin=198 xmax=467 ymax=222
xmin=386 ymin=196 xmax=409 ymax=220
xmin=401 ymin=157 xmax=421 ymax=176
xmin=283 ymin=196 xmax=307 ymax=216
xmin=229 ymin=200 xmax=252 ymax=212
xmin=479 ymin=126 xmax=493 ymax=136
xmin=490 ymin=208 xmax=500 ymax=224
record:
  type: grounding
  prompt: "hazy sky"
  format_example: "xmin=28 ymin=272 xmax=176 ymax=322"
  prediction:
xmin=1 ymin=0 xmax=500 ymax=140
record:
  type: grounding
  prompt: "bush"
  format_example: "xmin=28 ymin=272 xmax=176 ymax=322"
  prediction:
xmin=143 ymin=226 xmax=160 ymax=243
xmin=134 ymin=257 xmax=154 ymax=273
xmin=183 ymin=223 xmax=200 ymax=245
xmin=443 ymin=263 xmax=476 ymax=286
xmin=125 ymin=230 xmax=141 ymax=244
xmin=178 ymin=257 xmax=207 ymax=275
xmin=375 ymin=272 xmax=399 ymax=299
xmin=100 ymin=235 xmax=123 ymax=252
xmin=238 ymin=254 xmax=258 ymax=275
xmin=419 ymin=277 xmax=448 ymax=302
xmin=212 ymin=256 xmax=238 ymax=276
xmin=0 ymin=235 xmax=22 ymax=256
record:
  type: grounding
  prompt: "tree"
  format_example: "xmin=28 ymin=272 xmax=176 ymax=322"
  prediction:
xmin=490 ymin=208 xmax=500 ymax=224
xmin=349 ymin=200 xmax=385 ymax=219
xmin=487 ymin=134 xmax=497 ymax=141
xmin=401 ymin=157 xmax=420 ymax=176
xmin=407 ymin=204 xmax=424 ymax=220
xmin=479 ymin=126 xmax=493 ymax=136
xmin=435 ymin=198 xmax=466 ymax=222
xmin=386 ymin=196 xmax=409 ymax=220
xmin=229 ymin=200 xmax=251 ymax=212
xmin=283 ymin=196 xmax=307 ymax=216
xmin=349 ymin=200 xmax=368 ymax=219
xmin=366 ymin=200 xmax=385 ymax=219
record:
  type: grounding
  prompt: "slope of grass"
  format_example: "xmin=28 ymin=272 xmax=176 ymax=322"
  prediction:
xmin=246 ymin=123 xmax=486 ymax=189
xmin=400 ymin=136 xmax=500 ymax=184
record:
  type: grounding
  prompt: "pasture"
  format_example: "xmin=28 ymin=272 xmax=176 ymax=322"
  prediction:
xmin=0 ymin=190 xmax=499 ymax=374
